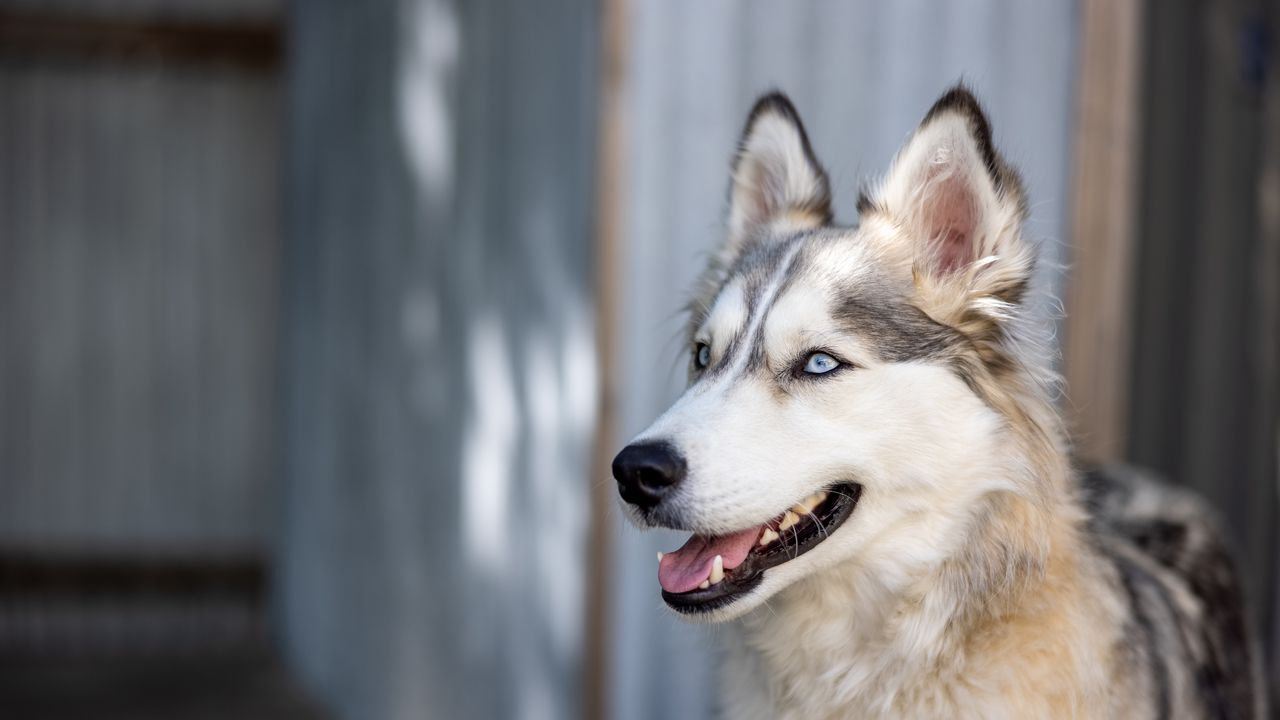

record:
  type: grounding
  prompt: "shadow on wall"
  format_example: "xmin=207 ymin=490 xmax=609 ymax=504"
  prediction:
xmin=279 ymin=0 xmax=599 ymax=718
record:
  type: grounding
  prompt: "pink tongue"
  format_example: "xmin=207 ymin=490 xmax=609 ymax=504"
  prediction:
xmin=658 ymin=527 xmax=761 ymax=593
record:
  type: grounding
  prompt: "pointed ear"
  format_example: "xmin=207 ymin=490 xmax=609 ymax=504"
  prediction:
xmin=724 ymin=93 xmax=832 ymax=260
xmin=867 ymin=87 xmax=1030 ymax=297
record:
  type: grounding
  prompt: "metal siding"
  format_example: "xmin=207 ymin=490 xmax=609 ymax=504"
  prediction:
xmin=0 ymin=0 xmax=279 ymax=21
xmin=279 ymin=0 xmax=599 ymax=718
xmin=0 ymin=62 xmax=279 ymax=552
xmin=1128 ymin=0 xmax=1278 ymax=677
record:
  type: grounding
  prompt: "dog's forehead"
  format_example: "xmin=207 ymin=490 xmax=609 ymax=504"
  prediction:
xmin=726 ymin=229 xmax=874 ymax=300
xmin=764 ymin=236 xmax=924 ymax=347
xmin=699 ymin=230 xmax=883 ymax=336
xmin=734 ymin=230 xmax=881 ymax=318
xmin=703 ymin=276 xmax=749 ymax=337
xmin=700 ymin=229 xmax=956 ymax=364
xmin=786 ymin=231 xmax=881 ymax=292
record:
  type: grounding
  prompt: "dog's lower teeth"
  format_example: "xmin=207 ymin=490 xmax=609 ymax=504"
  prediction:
xmin=673 ymin=490 xmax=837 ymax=595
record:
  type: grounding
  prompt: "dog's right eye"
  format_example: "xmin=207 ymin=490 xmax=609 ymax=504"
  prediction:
xmin=694 ymin=342 xmax=711 ymax=369
xmin=803 ymin=352 xmax=840 ymax=375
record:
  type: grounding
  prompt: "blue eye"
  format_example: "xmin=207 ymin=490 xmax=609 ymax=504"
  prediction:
xmin=695 ymin=343 xmax=711 ymax=369
xmin=803 ymin=352 xmax=840 ymax=375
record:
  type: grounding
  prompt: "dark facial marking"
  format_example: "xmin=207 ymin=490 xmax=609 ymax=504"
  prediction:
xmin=695 ymin=230 xmax=964 ymax=384
xmin=832 ymin=285 xmax=959 ymax=363
xmin=693 ymin=234 xmax=808 ymax=381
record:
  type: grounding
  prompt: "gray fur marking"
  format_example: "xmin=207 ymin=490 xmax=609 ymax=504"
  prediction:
xmin=695 ymin=230 xmax=960 ymax=385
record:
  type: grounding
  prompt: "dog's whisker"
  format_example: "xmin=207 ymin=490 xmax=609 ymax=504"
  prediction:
xmin=806 ymin=510 xmax=828 ymax=539
xmin=761 ymin=597 xmax=779 ymax=621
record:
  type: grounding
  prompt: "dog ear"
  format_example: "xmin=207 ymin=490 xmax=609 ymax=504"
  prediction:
xmin=723 ymin=92 xmax=832 ymax=263
xmin=865 ymin=86 xmax=1030 ymax=307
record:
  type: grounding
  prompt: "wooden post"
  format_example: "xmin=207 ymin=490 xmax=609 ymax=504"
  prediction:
xmin=1063 ymin=0 xmax=1145 ymax=462
xmin=584 ymin=0 xmax=628 ymax=716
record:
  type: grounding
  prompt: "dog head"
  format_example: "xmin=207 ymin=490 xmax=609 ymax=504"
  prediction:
xmin=613 ymin=87 xmax=1049 ymax=621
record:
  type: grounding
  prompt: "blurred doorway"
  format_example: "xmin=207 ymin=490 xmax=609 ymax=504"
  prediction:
xmin=0 ymin=4 xmax=320 ymax=717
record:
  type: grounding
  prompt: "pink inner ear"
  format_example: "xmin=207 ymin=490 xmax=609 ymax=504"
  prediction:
xmin=923 ymin=171 xmax=979 ymax=275
xmin=936 ymin=226 xmax=972 ymax=273
xmin=741 ymin=160 xmax=778 ymax=227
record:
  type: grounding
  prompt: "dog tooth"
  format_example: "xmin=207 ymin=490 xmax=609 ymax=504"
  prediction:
xmin=779 ymin=510 xmax=799 ymax=530
xmin=758 ymin=527 xmax=780 ymax=546
xmin=657 ymin=552 xmax=664 ymax=562
xmin=698 ymin=579 xmax=710 ymax=590
xmin=709 ymin=555 xmax=724 ymax=584
xmin=793 ymin=491 xmax=827 ymax=515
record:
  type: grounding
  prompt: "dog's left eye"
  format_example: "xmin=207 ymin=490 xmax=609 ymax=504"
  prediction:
xmin=803 ymin=352 xmax=840 ymax=375
xmin=694 ymin=342 xmax=711 ymax=369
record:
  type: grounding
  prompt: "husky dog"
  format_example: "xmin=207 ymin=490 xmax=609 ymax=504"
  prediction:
xmin=612 ymin=87 xmax=1262 ymax=718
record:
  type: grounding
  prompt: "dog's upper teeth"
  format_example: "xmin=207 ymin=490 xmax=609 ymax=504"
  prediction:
xmin=779 ymin=510 xmax=800 ymax=531
xmin=709 ymin=554 xmax=724 ymax=584
xmin=657 ymin=551 xmax=664 ymax=562
xmin=758 ymin=527 xmax=779 ymax=546
xmin=792 ymin=490 xmax=828 ymax=516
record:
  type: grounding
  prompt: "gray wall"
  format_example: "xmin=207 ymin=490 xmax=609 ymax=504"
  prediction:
xmin=1128 ymin=0 xmax=1279 ymax=693
xmin=279 ymin=1 xmax=599 ymax=718
xmin=609 ymin=3 xmax=1078 ymax=718
xmin=0 ymin=0 xmax=276 ymax=21
xmin=0 ymin=16 xmax=281 ymax=554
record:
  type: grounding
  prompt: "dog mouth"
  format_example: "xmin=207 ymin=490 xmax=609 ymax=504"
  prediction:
xmin=658 ymin=482 xmax=862 ymax=614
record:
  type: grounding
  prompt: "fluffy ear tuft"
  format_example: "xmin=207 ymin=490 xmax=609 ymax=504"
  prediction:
xmin=869 ymin=86 xmax=1029 ymax=294
xmin=724 ymin=93 xmax=832 ymax=260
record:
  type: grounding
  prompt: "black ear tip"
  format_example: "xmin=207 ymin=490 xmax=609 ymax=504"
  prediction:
xmin=922 ymin=84 xmax=990 ymax=130
xmin=746 ymin=90 xmax=802 ymax=130
xmin=736 ymin=89 xmax=826 ymax=189
xmin=919 ymin=83 xmax=1021 ymax=205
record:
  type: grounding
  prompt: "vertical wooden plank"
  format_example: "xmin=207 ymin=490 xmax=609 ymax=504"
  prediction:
xmin=1063 ymin=0 xmax=1145 ymax=463
xmin=1125 ymin=0 xmax=1277 ymax=686
xmin=584 ymin=0 xmax=627 ymax=717
xmin=1250 ymin=2 xmax=1280 ymax=697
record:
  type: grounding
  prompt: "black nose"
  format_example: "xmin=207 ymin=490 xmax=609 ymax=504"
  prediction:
xmin=612 ymin=441 xmax=686 ymax=508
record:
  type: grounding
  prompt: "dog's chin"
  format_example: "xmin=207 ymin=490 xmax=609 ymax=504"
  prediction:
xmin=654 ymin=483 xmax=862 ymax=621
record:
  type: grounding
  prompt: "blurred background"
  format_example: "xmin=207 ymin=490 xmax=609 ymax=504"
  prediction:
xmin=0 ymin=0 xmax=1275 ymax=718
